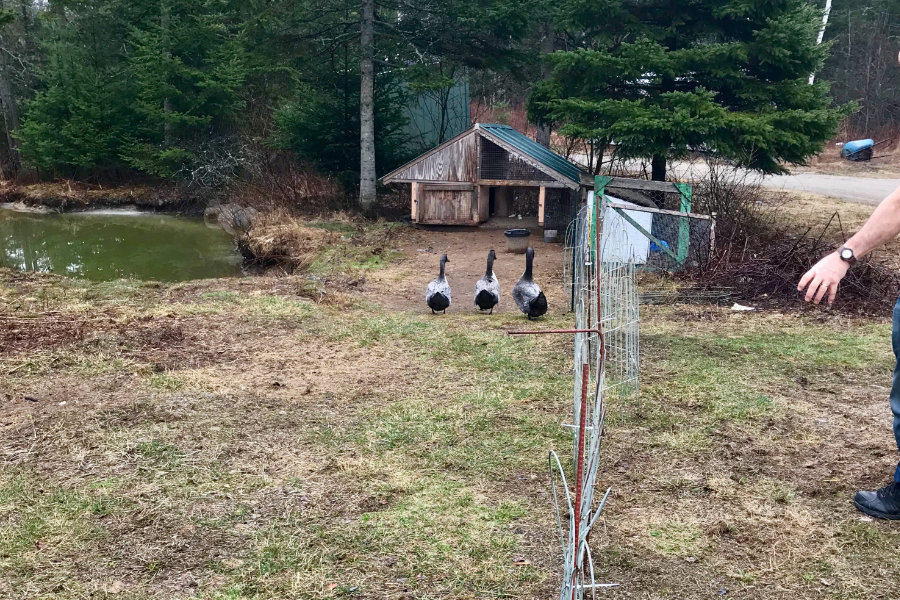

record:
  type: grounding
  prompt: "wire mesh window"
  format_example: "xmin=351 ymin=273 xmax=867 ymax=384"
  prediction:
xmin=543 ymin=188 xmax=575 ymax=231
xmin=644 ymin=211 xmax=714 ymax=271
xmin=479 ymin=138 xmax=554 ymax=182
xmin=598 ymin=198 xmax=714 ymax=272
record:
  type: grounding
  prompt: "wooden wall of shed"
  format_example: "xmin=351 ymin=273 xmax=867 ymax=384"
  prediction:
xmin=390 ymin=133 xmax=476 ymax=182
xmin=418 ymin=188 xmax=476 ymax=225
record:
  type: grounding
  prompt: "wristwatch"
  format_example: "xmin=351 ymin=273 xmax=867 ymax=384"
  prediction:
xmin=838 ymin=246 xmax=857 ymax=266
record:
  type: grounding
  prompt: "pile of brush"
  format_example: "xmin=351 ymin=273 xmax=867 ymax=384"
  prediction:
xmin=694 ymin=212 xmax=900 ymax=315
xmin=239 ymin=212 xmax=337 ymax=272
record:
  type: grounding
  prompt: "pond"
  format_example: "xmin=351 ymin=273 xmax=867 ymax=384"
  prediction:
xmin=0 ymin=207 xmax=243 ymax=282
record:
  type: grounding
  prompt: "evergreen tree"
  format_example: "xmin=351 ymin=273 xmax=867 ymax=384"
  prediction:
xmin=17 ymin=0 xmax=245 ymax=179
xmin=0 ymin=1 xmax=40 ymax=177
xmin=16 ymin=1 xmax=138 ymax=176
xmin=272 ymin=73 xmax=410 ymax=187
xmin=819 ymin=0 xmax=900 ymax=137
xmin=262 ymin=0 xmax=411 ymax=190
xmin=122 ymin=0 xmax=246 ymax=177
xmin=531 ymin=0 xmax=852 ymax=180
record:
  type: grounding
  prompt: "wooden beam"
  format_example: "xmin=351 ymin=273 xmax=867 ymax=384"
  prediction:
xmin=477 ymin=179 xmax=568 ymax=188
xmin=477 ymin=185 xmax=489 ymax=223
xmin=410 ymin=182 xmax=419 ymax=222
xmin=538 ymin=186 xmax=546 ymax=226
xmin=422 ymin=183 xmax=474 ymax=191
xmin=387 ymin=179 xmax=473 ymax=185
xmin=605 ymin=201 xmax=712 ymax=221
xmin=471 ymin=188 xmax=480 ymax=224
xmin=606 ymin=177 xmax=682 ymax=194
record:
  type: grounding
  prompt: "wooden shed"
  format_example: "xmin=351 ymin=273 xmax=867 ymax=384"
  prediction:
xmin=381 ymin=123 xmax=590 ymax=230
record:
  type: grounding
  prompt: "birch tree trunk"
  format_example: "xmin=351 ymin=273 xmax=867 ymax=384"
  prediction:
xmin=809 ymin=0 xmax=832 ymax=85
xmin=358 ymin=0 xmax=377 ymax=210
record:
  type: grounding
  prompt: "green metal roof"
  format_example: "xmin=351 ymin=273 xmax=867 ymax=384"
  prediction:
xmin=478 ymin=123 xmax=584 ymax=185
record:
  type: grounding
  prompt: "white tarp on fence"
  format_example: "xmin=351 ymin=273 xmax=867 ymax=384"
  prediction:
xmin=587 ymin=192 xmax=652 ymax=264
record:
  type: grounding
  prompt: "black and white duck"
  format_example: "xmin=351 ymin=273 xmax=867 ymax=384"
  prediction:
xmin=474 ymin=249 xmax=500 ymax=314
xmin=425 ymin=254 xmax=451 ymax=314
xmin=512 ymin=247 xmax=547 ymax=319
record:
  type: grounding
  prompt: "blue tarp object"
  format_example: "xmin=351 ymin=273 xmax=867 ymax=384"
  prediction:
xmin=842 ymin=139 xmax=875 ymax=158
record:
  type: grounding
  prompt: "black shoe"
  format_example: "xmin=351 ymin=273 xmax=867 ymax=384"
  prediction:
xmin=854 ymin=481 xmax=900 ymax=520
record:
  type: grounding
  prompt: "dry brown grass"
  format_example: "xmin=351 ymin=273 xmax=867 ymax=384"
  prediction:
xmin=802 ymin=140 xmax=900 ymax=178
xmin=3 ymin=221 xmax=900 ymax=599
xmin=242 ymin=213 xmax=339 ymax=271
xmin=777 ymin=191 xmax=900 ymax=276
xmin=0 ymin=180 xmax=195 ymax=211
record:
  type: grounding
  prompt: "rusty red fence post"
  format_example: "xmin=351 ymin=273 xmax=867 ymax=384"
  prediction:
xmin=572 ymin=362 xmax=590 ymax=599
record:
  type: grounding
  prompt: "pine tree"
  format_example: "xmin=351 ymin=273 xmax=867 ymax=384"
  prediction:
xmin=819 ymin=0 xmax=900 ymax=137
xmin=16 ymin=1 xmax=139 ymax=176
xmin=121 ymin=0 xmax=246 ymax=177
xmin=17 ymin=0 xmax=245 ymax=179
xmin=531 ymin=0 xmax=852 ymax=180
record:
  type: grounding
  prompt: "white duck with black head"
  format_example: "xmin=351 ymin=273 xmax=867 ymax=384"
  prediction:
xmin=425 ymin=254 xmax=451 ymax=314
xmin=474 ymin=249 xmax=500 ymax=314
xmin=512 ymin=247 xmax=547 ymax=319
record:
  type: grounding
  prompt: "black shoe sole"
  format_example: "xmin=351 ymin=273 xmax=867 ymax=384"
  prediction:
xmin=854 ymin=500 xmax=900 ymax=520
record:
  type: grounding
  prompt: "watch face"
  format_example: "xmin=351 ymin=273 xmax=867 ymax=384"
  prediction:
xmin=841 ymin=248 xmax=853 ymax=260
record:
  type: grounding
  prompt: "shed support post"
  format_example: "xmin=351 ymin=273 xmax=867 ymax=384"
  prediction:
xmin=411 ymin=182 xmax=419 ymax=223
xmin=478 ymin=185 xmax=489 ymax=223
xmin=495 ymin=187 xmax=510 ymax=218
xmin=538 ymin=186 xmax=546 ymax=226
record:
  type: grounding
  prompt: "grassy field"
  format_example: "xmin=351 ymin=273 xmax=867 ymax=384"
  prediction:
xmin=2 ymin=217 xmax=900 ymax=599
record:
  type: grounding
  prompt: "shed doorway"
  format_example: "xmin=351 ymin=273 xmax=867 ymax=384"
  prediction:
xmin=482 ymin=185 xmax=574 ymax=237
xmin=484 ymin=185 xmax=540 ymax=230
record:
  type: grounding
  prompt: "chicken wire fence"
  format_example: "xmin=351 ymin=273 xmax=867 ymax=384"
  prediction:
xmin=552 ymin=188 xmax=714 ymax=598
xmin=565 ymin=202 xmax=641 ymax=406
xmin=565 ymin=194 xmax=716 ymax=325
xmin=548 ymin=193 xmax=639 ymax=600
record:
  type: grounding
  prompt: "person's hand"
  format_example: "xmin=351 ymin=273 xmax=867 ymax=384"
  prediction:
xmin=798 ymin=252 xmax=850 ymax=305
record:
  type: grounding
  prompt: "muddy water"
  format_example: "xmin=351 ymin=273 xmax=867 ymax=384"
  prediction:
xmin=0 ymin=207 xmax=242 ymax=282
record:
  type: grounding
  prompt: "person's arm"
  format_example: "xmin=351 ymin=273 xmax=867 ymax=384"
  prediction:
xmin=799 ymin=183 xmax=900 ymax=305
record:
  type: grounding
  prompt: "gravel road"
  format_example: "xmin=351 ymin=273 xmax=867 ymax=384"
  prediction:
xmin=762 ymin=172 xmax=900 ymax=205
xmin=573 ymin=154 xmax=900 ymax=205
